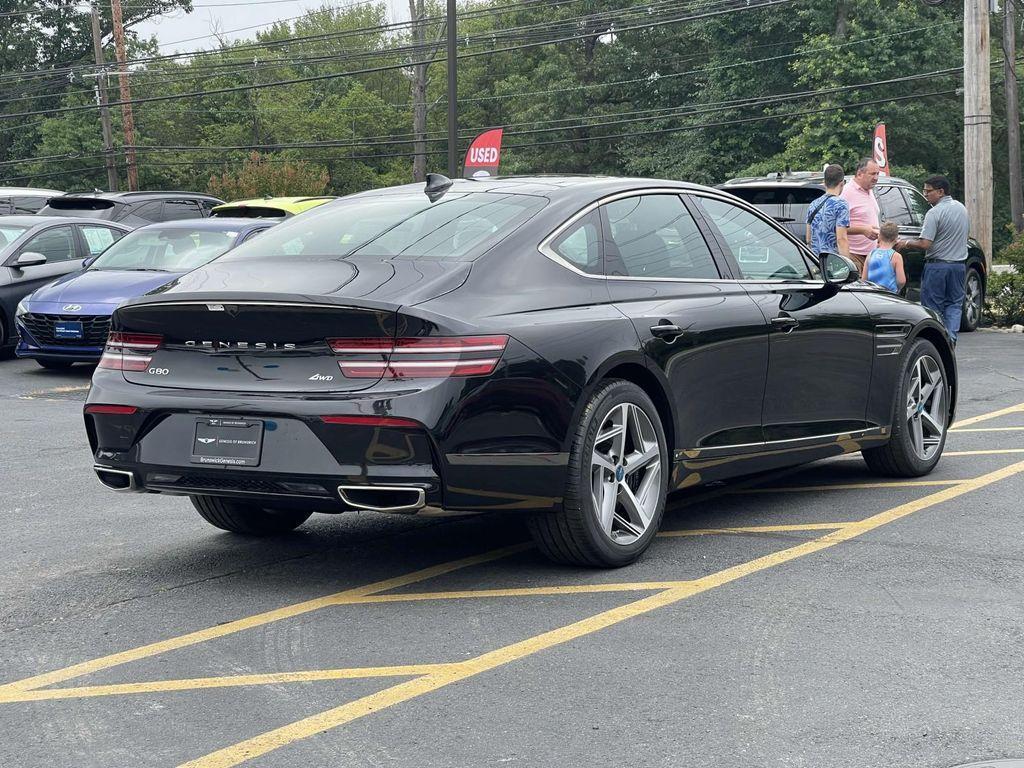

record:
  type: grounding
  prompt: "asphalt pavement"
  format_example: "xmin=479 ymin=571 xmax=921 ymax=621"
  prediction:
xmin=1 ymin=331 xmax=1023 ymax=768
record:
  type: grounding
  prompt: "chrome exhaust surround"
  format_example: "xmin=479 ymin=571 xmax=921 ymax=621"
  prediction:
xmin=94 ymin=465 xmax=137 ymax=492
xmin=337 ymin=484 xmax=426 ymax=514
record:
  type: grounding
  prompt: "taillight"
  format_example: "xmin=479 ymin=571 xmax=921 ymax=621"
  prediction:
xmin=320 ymin=415 xmax=421 ymax=428
xmin=97 ymin=332 xmax=163 ymax=371
xmin=84 ymin=405 xmax=138 ymax=415
xmin=328 ymin=336 xmax=508 ymax=379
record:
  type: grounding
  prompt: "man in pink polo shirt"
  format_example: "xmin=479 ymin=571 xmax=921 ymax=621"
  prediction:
xmin=840 ymin=157 xmax=881 ymax=273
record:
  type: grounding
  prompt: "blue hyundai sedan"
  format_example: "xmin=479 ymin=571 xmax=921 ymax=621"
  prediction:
xmin=15 ymin=218 xmax=274 ymax=368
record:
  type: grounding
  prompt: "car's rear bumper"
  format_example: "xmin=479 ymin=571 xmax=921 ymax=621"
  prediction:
xmin=85 ymin=369 xmax=572 ymax=515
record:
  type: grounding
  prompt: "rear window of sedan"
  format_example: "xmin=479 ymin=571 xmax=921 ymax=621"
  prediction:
xmin=220 ymin=192 xmax=547 ymax=262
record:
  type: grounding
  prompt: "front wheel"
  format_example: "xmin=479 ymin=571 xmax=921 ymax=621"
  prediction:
xmin=190 ymin=495 xmax=311 ymax=535
xmin=527 ymin=380 xmax=668 ymax=567
xmin=862 ymin=338 xmax=949 ymax=477
xmin=960 ymin=267 xmax=984 ymax=332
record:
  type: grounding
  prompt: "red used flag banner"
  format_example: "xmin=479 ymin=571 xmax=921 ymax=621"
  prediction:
xmin=463 ymin=128 xmax=503 ymax=178
xmin=873 ymin=123 xmax=889 ymax=176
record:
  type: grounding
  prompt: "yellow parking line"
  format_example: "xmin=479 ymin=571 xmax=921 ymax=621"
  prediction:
xmin=737 ymin=479 xmax=961 ymax=494
xmin=0 ymin=665 xmax=455 ymax=703
xmin=949 ymin=427 xmax=1024 ymax=433
xmin=179 ymin=460 xmax=1024 ymax=768
xmin=944 ymin=449 xmax=1024 ymax=456
xmin=338 ymin=582 xmax=690 ymax=604
xmin=0 ymin=543 xmax=531 ymax=699
xmin=951 ymin=402 xmax=1024 ymax=428
xmin=659 ymin=523 xmax=851 ymax=536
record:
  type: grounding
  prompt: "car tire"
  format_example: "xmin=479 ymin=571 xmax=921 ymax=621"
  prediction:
xmin=960 ymin=267 xmax=984 ymax=332
xmin=862 ymin=338 xmax=950 ymax=478
xmin=0 ymin=318 xmax=12 ymax=359
xmin=36 ymin=359 xmax=74 ymax=370
xmin=190 ymin=495 xmax=312 ymax=535
xmin=527 ymin=379 xmax=668 ymax=568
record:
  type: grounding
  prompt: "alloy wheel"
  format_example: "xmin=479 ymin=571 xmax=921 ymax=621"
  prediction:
xmin=590 ymin=402 xmax=663 ymax=545
xmin=905 ymin=354 xmax=946 ymax=461
xmin=964 ymin=271 xmax=982 ymax=327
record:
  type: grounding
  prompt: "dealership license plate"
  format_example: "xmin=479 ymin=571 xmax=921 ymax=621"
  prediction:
xmin=190 ymin=418 xmax=264 ymax=467
xmin=54 ymin=320 xmax=83 ymax=340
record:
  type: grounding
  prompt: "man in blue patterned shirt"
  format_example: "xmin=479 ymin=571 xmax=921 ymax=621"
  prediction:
xmin=805 ymin=164 xmax=851 ymax=258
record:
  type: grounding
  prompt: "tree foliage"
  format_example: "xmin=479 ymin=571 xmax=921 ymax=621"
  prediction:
xmin=0 ymin=0 xmax=1019 ymax=249
xmin=206 ymin=152 xmax=329 ymax=199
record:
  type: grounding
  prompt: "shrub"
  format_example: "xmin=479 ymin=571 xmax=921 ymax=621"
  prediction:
xmin=985 ymin=272 xmax=1024 ymax=327
xmin=996 ymin=229 xmax=1024 ymax=273
xmin=207 ymin=152 xmax=329 ymax=201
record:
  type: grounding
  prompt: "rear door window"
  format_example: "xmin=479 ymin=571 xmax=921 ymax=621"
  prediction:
xmin=79 ymin=225 xmax=124 ymax=256
xmin=601 ymin=194 xmax=719 ymax=279
xmin=162 ymin=200 xmax=204 ymax=221
xmin=128 ymin=202 xmax=165 ymax=222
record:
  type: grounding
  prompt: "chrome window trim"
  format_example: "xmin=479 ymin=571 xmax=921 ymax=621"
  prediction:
xmin=538 ymin=186 xmax=823 ymax=284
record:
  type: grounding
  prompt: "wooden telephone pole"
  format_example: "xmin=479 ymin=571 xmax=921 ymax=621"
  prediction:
xmin=110 ymin=0 xmax=139 ymax=191
xmin=1004 ymin=0 xmax=1023 ymax=233
xmin=89 ymin=2 xmax=118 ymax=191
xmin=964 ymin=0 xmax=993 ymax=268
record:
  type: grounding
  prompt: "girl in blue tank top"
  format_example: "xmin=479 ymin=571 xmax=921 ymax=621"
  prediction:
xmin=862 ymin=221 xmax=906 ymax=293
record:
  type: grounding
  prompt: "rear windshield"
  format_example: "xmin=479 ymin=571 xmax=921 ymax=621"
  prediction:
xmin=90 ymin=227 xmax=237 ymax=272
xmin=37 ymin=198 xmax=118 ymax=219
xmin=220 ymin=192 xmax=547 ymax=262
xmin=211 ymin=206 xmax=288 ymax=219
xmin=726 ymin=187 xmax=824 ymax=223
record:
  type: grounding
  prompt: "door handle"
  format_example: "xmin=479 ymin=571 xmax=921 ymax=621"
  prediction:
xmin=770 ymin=315 xmax=800 ymax=331
xmin=650 ymin=323 xmax=684 ymax=339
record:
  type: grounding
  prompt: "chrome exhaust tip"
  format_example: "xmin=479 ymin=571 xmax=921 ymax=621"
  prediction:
xmin=337 ymin=484 xmax=426 ymax=514
xmin=94 ymin=465 xmax=137 ymax=491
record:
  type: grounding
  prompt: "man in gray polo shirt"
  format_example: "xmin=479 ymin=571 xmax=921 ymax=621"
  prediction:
xmin=897 ymin=175 xmax=969 ymax=342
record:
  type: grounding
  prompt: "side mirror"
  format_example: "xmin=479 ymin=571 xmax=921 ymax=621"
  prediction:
xmin=820 ymin=251 xmax=858 ymax=286
xmin=14 ymin=252 xmax=47 ymax=268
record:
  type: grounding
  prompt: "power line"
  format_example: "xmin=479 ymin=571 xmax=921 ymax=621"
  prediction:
xmin=0 ymin=0 xmax=794 ymax=122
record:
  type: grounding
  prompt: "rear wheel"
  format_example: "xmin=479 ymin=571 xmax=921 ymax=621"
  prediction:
xmin=862 ymin=338 xmax=949 ymax=477
xmin=190 ymin=495 xmax=311 ymax=535
xmin=36 ymin=359 xmax=74 ymax=370
xmin=960 ymin=267 xmax=983 ymax=332
xmin=528 ymin=380 xmax=668 ymax=567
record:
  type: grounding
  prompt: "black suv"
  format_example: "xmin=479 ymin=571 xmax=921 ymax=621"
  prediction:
xmin=718 ymin=173 xmax=986 ymax=332
xmin=37 ymin=191 xmax=224 ymax=228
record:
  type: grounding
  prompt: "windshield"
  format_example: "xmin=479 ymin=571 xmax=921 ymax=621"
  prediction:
xmin=0 ymin=224 xmax=29 ymax=249
xmin=220 ymin=192 xmax=547 ymax=262
xmin=89 ymin=227 xmax=237 ymax=272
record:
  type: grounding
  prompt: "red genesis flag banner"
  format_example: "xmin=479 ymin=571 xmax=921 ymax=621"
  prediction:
xmin=873 ymin=123 xmax=889 ymax=176
xmin=463 ymin=128 xmax=503 ymax=178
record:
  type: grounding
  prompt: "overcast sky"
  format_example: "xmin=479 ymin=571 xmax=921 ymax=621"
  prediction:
xmin=135 ymin=0 xmax=410 ymax=53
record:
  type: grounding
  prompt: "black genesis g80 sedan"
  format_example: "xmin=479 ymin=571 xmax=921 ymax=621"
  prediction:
xmin=85 ymin=175 xmax=956 ymax=567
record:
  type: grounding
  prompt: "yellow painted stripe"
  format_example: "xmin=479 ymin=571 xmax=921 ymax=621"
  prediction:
xmin=944 ymin=449 xmax=1024 ymax=456
xmin=659 ymin=523 xmax=851 ymax=536
xmin=737 ymin=479 xmax=961 ymax=494
xmin=338 ymin=582 xmax=688 ymax=604
xmin=951 ymin=402 xmax=1024 ymax=428
xmin=949 ymin=426 xmax=1024 ymax=433
xmin=178 ymin=460 xmax=1024 ymax=768
xmin=0 ymin=665 xmax=455 ymax=703
xmin=0 ymin=543 xmax=530 ymax=698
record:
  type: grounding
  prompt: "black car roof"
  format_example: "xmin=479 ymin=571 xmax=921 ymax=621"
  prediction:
xmin=54 ymin=191 xmax=223 ymax=202
xmin=349 ymin=175 xmax=707 ymax=203
xmin=720 ymin=172 xmax=914 ymax=189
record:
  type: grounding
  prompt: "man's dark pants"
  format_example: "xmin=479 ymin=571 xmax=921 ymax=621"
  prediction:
xmin=921 ymin=261 xmax=966 ymax=342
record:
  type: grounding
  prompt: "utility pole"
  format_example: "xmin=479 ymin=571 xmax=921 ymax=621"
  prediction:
xmin=408 ymin=0 xmax=428 ymax=182
xmin=90 ymin=2 xmax=118 ymax=192
xmin=1004 ymin=0 xmax=1023 ymax=233
xmin=110 ymin=0 xmax=139 ymax=191
xmin=964 ymin=0 xmax=993 ymax=268
xmin=446 ymin=0 xmax=457 ymax=177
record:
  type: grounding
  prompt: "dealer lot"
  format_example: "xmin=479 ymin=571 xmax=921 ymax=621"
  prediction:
xmin=1 ymin=331 xmax=1024 ymax=768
